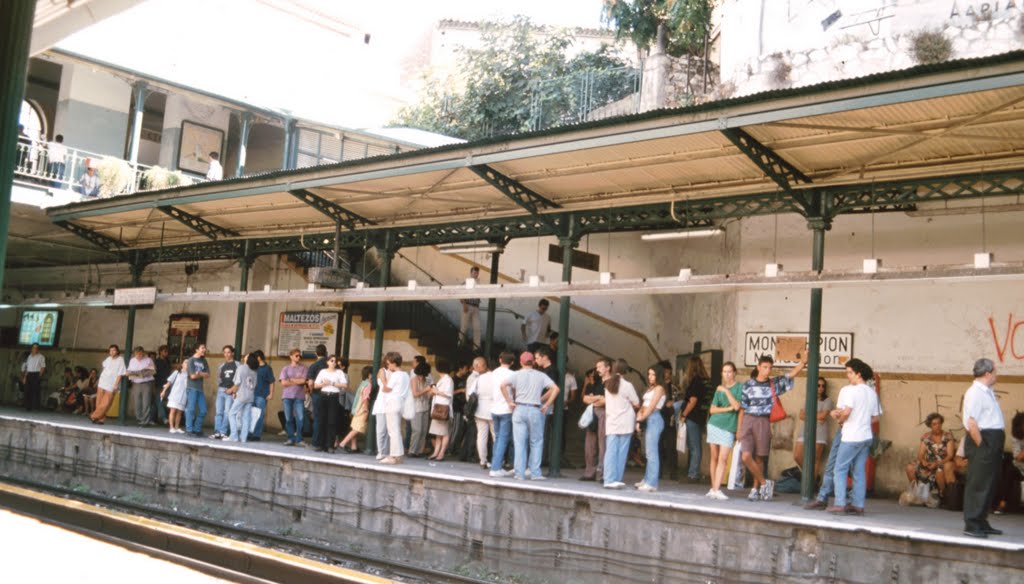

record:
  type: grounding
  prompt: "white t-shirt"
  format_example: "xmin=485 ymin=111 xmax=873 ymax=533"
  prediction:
xmin=98 ymin=355 xmax=127 ymax=391
xmin=384 ymin=369 xmax=411 ymax=414
xmin=604 ymin=378 xmax=639 ymax=436
xmin=371 ymin=369 xmax=389 ymax=416
xmin=22 ymin=353 xmax=45 ymax=373
xmin=470 ymin=371 xmax=495 ymax=419
xmin=523 ymin=310 xmax=551 ymax=344
xmin=315 ymin=369 xmax=348 ymax=394
xmin=836 ymin=383 xmax=882 ymax=443
xmin=489 ymin=366 xmax=514 ymax=416
xmin=432 ymin=374 xmax=453 ymax=407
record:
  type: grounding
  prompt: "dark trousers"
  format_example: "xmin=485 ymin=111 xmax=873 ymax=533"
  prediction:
xmin=964 ymin=429 xmax=1005 ymax=531
xmin=24 ymin=372 xmax=41 ymax=411
xmin=310 ymin=391 xmax=324 ymax=448
xmin=316 ymin=393 xmax=341 ymax=450
xmin=659 ymin=410 xmax=678 ymax=479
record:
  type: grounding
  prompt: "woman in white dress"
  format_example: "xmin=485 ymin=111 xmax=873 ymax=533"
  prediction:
xmin=428 ymin=358 xmax=454 ymax=461
xmin=90 ymin=345 xmax=126 ymax=425
xmin=160 ymin=360 xmax=189 ymax=433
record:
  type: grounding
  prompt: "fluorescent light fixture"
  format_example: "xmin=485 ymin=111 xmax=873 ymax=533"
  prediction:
xmin=438 ymin=242 xmax=504 ymax=254
xmin=34 ymin=302 xmax=60 ymax=307
xmin=974 ymin=252 xmax=993 ymax=269
xmin=640 ymin=227 xmax=722 ymax=241
xmin=863 ymin=259 xmax=881 ymax=274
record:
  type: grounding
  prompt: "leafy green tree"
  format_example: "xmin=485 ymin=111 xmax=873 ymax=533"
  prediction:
xmin=395 ymin=17 xmax=633 ymax=141
xmin=602 ymin=0 xmax=713 ymax=57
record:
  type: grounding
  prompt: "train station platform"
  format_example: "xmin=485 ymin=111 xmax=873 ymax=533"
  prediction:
xmin=1 ymin=409 xmax=1021 ymax=583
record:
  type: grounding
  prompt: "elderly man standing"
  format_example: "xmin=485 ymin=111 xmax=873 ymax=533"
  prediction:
xmin=21 ymin=343 xmax=46 ymax=411
xmin=127 ymin=346 xmax=157 ymax=426
xmin=962 ymin=358 xmax=1005 ymax=538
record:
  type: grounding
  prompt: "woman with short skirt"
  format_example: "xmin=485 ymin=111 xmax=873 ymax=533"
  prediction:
xmin=428 ymin=358 xmax=454 ymax=461
xmin=160 ymin=360 xmax=189 ymax=433
xmin=706 ymin=361 xmax=743 ymax=500
xmin=90 ymin=345 xmax=125 ymax=424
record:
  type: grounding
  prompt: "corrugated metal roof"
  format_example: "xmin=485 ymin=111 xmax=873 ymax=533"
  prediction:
xmin=41 ymin=50 xmax=1024 ymax=254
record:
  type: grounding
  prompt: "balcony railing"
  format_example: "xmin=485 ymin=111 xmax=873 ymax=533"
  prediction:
xmin=13 ymin=140 xmax=206 ymax=199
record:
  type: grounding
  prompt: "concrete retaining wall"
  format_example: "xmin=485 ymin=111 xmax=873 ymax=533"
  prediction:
xmin=1 ymin=417 xmax=1020 ymax=583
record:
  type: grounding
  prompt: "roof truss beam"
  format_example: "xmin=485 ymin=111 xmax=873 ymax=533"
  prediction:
xmin=158 ymin=206 xmax=239 ymax=240
xmin=288 ymin=189 xmax=375 ymax=229
xmin=469 ymin=164 xmax=561 ymax=232
xmin=721 ymin=127 xmax=814 ymax=210
xmin=54 ymin=221 xmax=122 ymax=252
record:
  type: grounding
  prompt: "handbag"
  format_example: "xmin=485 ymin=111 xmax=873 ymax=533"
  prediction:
xmin=578 ymin=404 xmax=594 ymax=430
xmin=676 ymin=420 xmax=688 ymax=453
xmin=401 ymin=391 xmax=415 ymax=421
xmin=769 ymin=379 xmax=787 ymax=423
xmin=464 ymin=393 xmax=479 ymax=418
xmin=431 ymin=403 xmax=450 ymax=421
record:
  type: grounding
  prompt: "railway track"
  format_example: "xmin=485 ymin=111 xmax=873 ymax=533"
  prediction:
xmin=0 ymin=478 xmax=496 ymax=584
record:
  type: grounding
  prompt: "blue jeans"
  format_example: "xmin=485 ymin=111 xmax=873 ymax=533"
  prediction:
xmin=214 ymin=388 xmax=232 ymax=436
xmin=604 ymin=433 xmax=631 ymax=485
xmin=311 ymin=392 xmax=323 ymax=448
xmin=686 ymin=418 xmax=703 ymax=479
xmin=184 ymin=388 xmax=207 ymax=433
xmin=251 ymin=396 xmax=268 ymax=438
xmin=643 ymin=413 xmax=665 ymax=488
xmin=490 ymin=414 xmax=513 ymax=472
xmin=832 ymin=438 xmax=871 ymax=508
xmin=282 ymin=397 xmax=304 ymax=443
xmin=815 ymin=427 xmax=843 ymax=502
xmin=512 ymin=406 xmax=545 ymax=478
xmin=228 ymin=400 xmax=252 ymax=442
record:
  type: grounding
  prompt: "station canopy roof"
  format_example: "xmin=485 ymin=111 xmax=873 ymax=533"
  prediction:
xmin=43 ymin=50 xmax=1024 ymax=261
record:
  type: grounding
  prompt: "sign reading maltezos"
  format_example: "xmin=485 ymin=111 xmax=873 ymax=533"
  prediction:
xmin=744 ymin=332 xmax=854 ymax=370
xmin=114 ymin=287 xmax=157 ymax=306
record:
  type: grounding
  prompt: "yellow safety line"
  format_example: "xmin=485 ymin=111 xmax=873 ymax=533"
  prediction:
xmin=0 ymin=482 xmax=397 ymax=584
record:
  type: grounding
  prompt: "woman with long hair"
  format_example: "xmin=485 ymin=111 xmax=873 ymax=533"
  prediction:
xmin=680 ymin=355 xmax=711 ymax=481
xmin=603 ymin=359 xmax=639 ymax=489
xmin=706 ymin=362 xmax=743 ymax=499
xmin=795 ymin=377 xmax=833 ymax=481
xmin=90 ymin=345 xmax=125 ymax=424
xmin=635 ymin=365 xmax=666 ymax=492
xmin=313 ymin=355 xmax=348 ymax=453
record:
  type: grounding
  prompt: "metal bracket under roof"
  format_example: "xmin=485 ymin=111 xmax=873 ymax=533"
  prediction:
xmin=288 ymin=189 xmax=375 ymax=229
xmin=721 ymin=127 xmax=814 ymax=209
xmin=158 ymin=206 xmax=239 ymax=240
xmin=469 ymin=164 xmax=561 ymax=232
xmin=54 ymin=220 xmax=123 ymax=252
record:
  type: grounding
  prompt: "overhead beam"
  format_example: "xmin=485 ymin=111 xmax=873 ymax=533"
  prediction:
xmin=54 ymin=221 xmax=123 ymax=252
xmin=721 ymin=128 xmax=813 ymax=210
xmin=469 ymin=164 xmax=561 ymax=232
xmin=158 ymin=206 xmax=239 ymax=240
xmin=288 ymin=188 xmax=375 ymax=229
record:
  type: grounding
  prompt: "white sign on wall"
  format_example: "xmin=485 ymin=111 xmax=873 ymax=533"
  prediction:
xmin=277 ymin=312 xmax=339 ymax=358
xmin=744 ymin=332 xmax=854 ymax=370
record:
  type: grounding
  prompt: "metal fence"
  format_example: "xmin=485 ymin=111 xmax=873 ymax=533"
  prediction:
xmin=528 ymin=66 xmax=642 ymax=132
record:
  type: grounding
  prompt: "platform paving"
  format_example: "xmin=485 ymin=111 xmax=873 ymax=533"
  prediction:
xmin=4 ymin=408 xmax=1021 ymax=552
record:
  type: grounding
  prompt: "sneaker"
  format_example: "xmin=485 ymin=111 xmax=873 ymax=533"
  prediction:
xmin=603 ymin=482 xmax=625 ymax=489
xmin=293 ymin=441 xmax=306 ymax=448
xmin=223 ymin=437 xmax=238 ymax=442
xmin=530 ymin=475 xmax=547 ymax=481
xmin=709 ymin=490 xmax=729 ymax=501
xmin=283 ymin=441 xmax=294 ymax=447
xmin=277 ymin=430 xmax=288 ymax=436
xmin=748 ymin=488 xmax=761 ymax=502
xmin=705 ymin=488 xmax=717 ymax=498
xmin=762 ymin=480 xmax=775 ymax=500
xmin=489 ymin=470 xmax=507 ymax=478
xmin=210 ymin=433 xmax=223 ymax=440
xmin=637 ymin=484 xmax=657 ymax=493
xmin=174 ymin=428 xmax=185 ymax=434
xmin=636 ymin=481 xmax=647 ymax=488
xmin=514 ymin=475 xmax=526 ymax=481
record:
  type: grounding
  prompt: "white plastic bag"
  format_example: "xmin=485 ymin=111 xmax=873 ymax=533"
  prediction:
xmin=249 ymin=405 xmax=262 ymax=433
xmin=727 ymin=442 xmax=745 ymax=490
xmin=578 ymin=404 xmax=594 ymax=430
xmin=676 ymin=421 xmax=688 ymax=453
xmin=401 ymin=391 xmax=415 ymax=421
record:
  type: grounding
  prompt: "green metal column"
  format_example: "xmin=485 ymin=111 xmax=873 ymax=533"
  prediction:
xmin=234 ymin=248 xmax=252 ymax=352
xmin=0 ymin=1 xmax=34 ymax=295
xmin=483 ymin=249 xmax=502 ymax=360
xmin=801 ymin=213 xmax=829 ymax=501
xmin=126 ymin=82 xmax=147 ymax=165
xmin=364 ymin=230 xmax=395 ymax=455
xmin=340 ymin=307 xmax=354 ymax=360
xmin=550 ymin=218 xmax=577 ymax=478
xmin=119 ymin=263 xmax=144 ymax=426
xmin=235 ymin=112 xmax=251 ymax=177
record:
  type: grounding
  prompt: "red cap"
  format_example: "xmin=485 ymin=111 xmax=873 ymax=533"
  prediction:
xmin=519 ymin=351 xmax=534 ymax=366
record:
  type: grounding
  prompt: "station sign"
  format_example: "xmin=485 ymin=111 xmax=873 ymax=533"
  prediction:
xmin=744 ymin=332 xmax=854 ymax=370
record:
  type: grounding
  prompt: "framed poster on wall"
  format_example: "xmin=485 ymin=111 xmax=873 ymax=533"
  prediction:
xmin=168 ymin=313 xmax=208 ymax=363
xmin=278 ymin=312 xmax=339 ymax=358
xmin=177 ymin=120 xmax=224 ymax=175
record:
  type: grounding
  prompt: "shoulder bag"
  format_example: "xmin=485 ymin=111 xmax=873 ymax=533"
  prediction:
xmin=769 ymin=379 xmax=787 ymax=423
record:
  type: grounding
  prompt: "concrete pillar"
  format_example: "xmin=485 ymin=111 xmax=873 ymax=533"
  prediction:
xmin=0 ymin=1 xmax=33 ymax=295
xmin=125 ymin=82 xmax=147 ymax=165
xmin=235 ymin=111 xmax=251 ymax=177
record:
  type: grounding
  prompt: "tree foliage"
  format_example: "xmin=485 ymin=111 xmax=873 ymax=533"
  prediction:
xmin=602 ymin=0 xmax=713 ymax=57
xmin=394 ymin=17 xmax=633 ymax=141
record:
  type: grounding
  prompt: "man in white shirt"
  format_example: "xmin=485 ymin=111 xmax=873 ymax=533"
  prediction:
xmin=127 ymin=346 xmax=157 ymax=426
xmin=206 ymin=151 xmax=223 ymax=181
xmin=488 ymin=352 xmax=517 ymax=477
xmin=21 ymin=343 xmax=46 ymax=411
xmin=961 ymin=358 xmax=1005 ymax=538
xmin=380 ymin=352 xmax=410 ymax=464
xmin=521 ymin=299 xmax=551 ymax=352
xmin=459 ymin=267 xmax=482 ymax=349
xmin=827 ymin=358 xmax=881 ymax=515
xmin=47 ymin=134 xmax=67 ymax=188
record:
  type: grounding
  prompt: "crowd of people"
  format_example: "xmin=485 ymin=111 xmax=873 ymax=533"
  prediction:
xmin=13 ymin=335 xmax=1019 ymax=537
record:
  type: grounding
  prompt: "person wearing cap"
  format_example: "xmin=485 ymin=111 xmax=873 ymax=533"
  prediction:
xmin=126 ymin=346 xmax=156 ymax=426
xmin=499 ymin=351 xmax=559 ymax=480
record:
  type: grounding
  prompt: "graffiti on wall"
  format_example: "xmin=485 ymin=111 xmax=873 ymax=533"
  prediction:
xmin=988 ymin=313 xmax=1024 ymax=363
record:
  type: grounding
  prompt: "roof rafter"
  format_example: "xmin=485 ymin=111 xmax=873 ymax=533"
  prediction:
xmin=288 ymin=188 xmax=375 ymax=229
xmin=469 ymin=164 xmax=561 ymax=233
xmin=158 ymin=206 xmax=239 ymax=240
xmin=54 ymin=220 xmax=123 ymax=252
xmin=721 ymin=127 xmax=814 ymax=211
